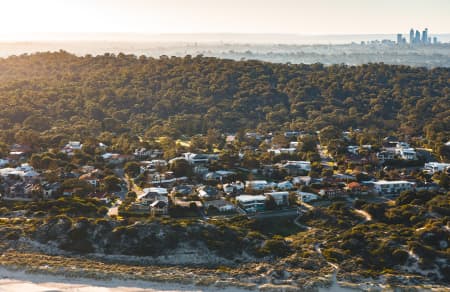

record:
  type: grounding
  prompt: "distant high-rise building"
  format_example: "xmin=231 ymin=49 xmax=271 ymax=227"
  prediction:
xmin=415 ymin=30 xmax=421 ymax=44
xmin=410 ymin=28 xmax=415 ymax=44
xmin=433 ymin=37 xmax=438 ymax=44
xmin=422 ymin=28 xmax=428 ymax=44
xmin=397 ymin=33 xmax=403 ymax=44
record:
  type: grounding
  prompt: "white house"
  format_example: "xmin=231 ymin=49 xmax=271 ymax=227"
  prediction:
xmin=204 ymin=199 xmax=235 ymax=212
xmin=277 ymin=181 xmax=294 ymax=190
xmin=143 ymin=187 xmax=168 ymax=196
xmin=292 ymin=176 xmax=312 ymax=186
xmin=203 ymin=170 xmax=236 ymax=181
xmin=289 ymin=141 xmax=299 ymax=148
xmin=265 ymin=191 xmax=289 ymax=206
xmin=372 ymin=180 xmax=415 ymax=195
xmin=296 ymin=191 xmax=319 ymax=203
xmin=284 ymin=161 xmax=311 ymax=171
xmin=223 ymin=181 xmax=245 ymax=194
xmin=268 ymin=148 xmax=297 ymax=155
xmin=396 ymin=148 xmax=417 ymax=160
xmin=150 ymin=200 xmax=168 ymax=216
xmin=395 ymin=143 xmax=417 ymax=160
xmin=377 ymin=150 xmax=395 ymax=162
xmin=424 ymin=162 xmax=450 ymax=174
xmin=183 ymin=153 xmax=210 ymax=165
xmin=236 ymin=195 xmax=266 ymax=212
xmin=62 ymin=141 xmax=83 ymax=155
xmin=347 ymin=146 xmax=360 ymax=155
xmin=245 ymin=180 xmax=269 ymax=191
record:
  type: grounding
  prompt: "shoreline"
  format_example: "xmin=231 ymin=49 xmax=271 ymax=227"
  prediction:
xmin=0 ymin=251 xmax=447 ymax=291
xmin=0 ymin=266 xmax=250 ymax=292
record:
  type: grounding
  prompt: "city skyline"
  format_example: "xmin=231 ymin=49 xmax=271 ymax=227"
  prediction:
xmin=0 ymin=0 xmax=449 ymax=40
xmin=397 ymin=27 xmax=439 ymax=45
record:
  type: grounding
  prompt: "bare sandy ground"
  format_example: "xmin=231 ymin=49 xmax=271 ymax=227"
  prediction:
xmin=0 ymin=268 xmax=248 ymax=292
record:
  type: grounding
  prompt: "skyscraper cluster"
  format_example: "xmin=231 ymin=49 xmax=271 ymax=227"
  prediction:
xmin=399 ymin=28 xmax=438 ymax=45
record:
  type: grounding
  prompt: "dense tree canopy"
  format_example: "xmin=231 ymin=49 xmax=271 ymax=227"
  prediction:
xmin=0 ymin=52 xmax=448 ymax=151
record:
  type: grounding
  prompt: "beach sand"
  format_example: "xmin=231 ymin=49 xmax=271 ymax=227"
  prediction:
xmin=0 ymin=267 xmax=247 ymax=292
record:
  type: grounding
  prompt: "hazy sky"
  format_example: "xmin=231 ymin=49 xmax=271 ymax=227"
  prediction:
xmin=0 ymin=0 xmax=449 ymax=37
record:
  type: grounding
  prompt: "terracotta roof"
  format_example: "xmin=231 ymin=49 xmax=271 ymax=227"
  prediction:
xmin=347 ymin=182 xmax=361 ymax=189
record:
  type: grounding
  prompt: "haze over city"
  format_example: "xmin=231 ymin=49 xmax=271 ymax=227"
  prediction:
xmin=0 ymin=0 xmax=449 ymax=41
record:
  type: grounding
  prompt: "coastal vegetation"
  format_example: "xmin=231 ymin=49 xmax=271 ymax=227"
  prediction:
xmin=0 ymin=52 xmax=448 ymax=153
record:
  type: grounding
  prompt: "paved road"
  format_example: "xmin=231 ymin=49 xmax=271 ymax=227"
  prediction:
xmin=354 ymin=209 xmax=372 ymax=223
xmin=249 ymin=208 xmax=298 ymax=219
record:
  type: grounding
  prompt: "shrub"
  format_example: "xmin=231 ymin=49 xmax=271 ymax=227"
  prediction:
xmin=392 ymin=249 xmax=409 ymax=265
xmin=259 ymin=238 xmax=290 ymax=258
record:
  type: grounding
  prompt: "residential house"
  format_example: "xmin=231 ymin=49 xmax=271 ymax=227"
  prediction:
xmin=424 ymin=162 xmax=450 ymax=174
xmin=134 ymin=148 xmax=153 ymax=159
xmin=284 ymin=131 xmax=301 ymax=138
xmin=203 ymin=170 xmax=236 ymax=182
xmin=383 ymin=136 xmax=399 ymax=147
xmin=63 ymin=188 xmax=75 ymax=196
xmin=8 ymin=183 xmax=25 ymax=198
xmin=289 ymin=141 xmax=299 ymax=149
xmin=245 ymin=132 xmax=263 ymax=140
xmin=376 ymin=150 xmax=395 ymax=162
xmin=330 ymin=173 xmax=356 ymax=183
xmin=62 ymin=141 xmax=83 ymax=155
xmin=236 ymin=195 xmax=266 ymax=212
xmin=139 ymin=192 xmax=161 ymax=205
xmin=194 ymin=165 xmax=209 ymax=175
xmin=42 ymin=182 xmax=61 ymax=199
xmin=319 ymin=188 xmax=345 ymax=199
xmin=9 ymin=144 xmax=31 ymax=160
xmin=296 ymin=191 xmax=319 ymax=203
xmin=372 ymin=180 xmax=415 ymax=195
xmin=277 ymin=181 xmax=294 ymax=190
xmin=197 ymin=185 xmax=220 ymax=199
xmin=0 ymin=164 xmax=40 ymax=183
xmin=204 ymin=199 xmax=235 ymax=213
xmin=268 ymin=148 xmax=297 ymax=156
xmin=171 ymin=185 xmax=194 ymax=197
xmin=292 ymin=176 xmax=312 ymax=186
xmin=101 ymin=153 xmax=133 ymax=164
xmin=245 ymin=180 xmax=269 ymax=191
xmin=285 ymin=161 xmax=311 ymax=171
xmin=345 ymin=182 xmax=369 ymax=195
xmin=223 ymin=181 xmax=245 ymax=194
xmin=415 ymin=182 xmax=439 ymax=192
xmin=150 ymin=200 xmax=168 ymax=216
xmin=265 ymin=191 xmax=289 ymax=206
xmin=184 ymin=153 xmax=210 ymax=165
xmin=79 ymin=172 xmax=99 ymax=187
xmin=149 ymin=160 xmax=167 ymax=168
xmin=395 ymin=143 xmax=417 ymax=160
xmin=347 ymin=145 xmax=360 ymax=155
xmin=280 ymin=161 xmax=311 ymax=176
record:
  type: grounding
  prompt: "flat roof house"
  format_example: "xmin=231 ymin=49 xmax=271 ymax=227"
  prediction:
xmin=265 ymin=191 xmax=289 ymax=206
xmin=245 ymin=180 xmax=268 ymax=191
xmin=372 ymin=180 xmax=414 ymax=195
xmin=236 ymin=194 xmax=266 ymax=212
